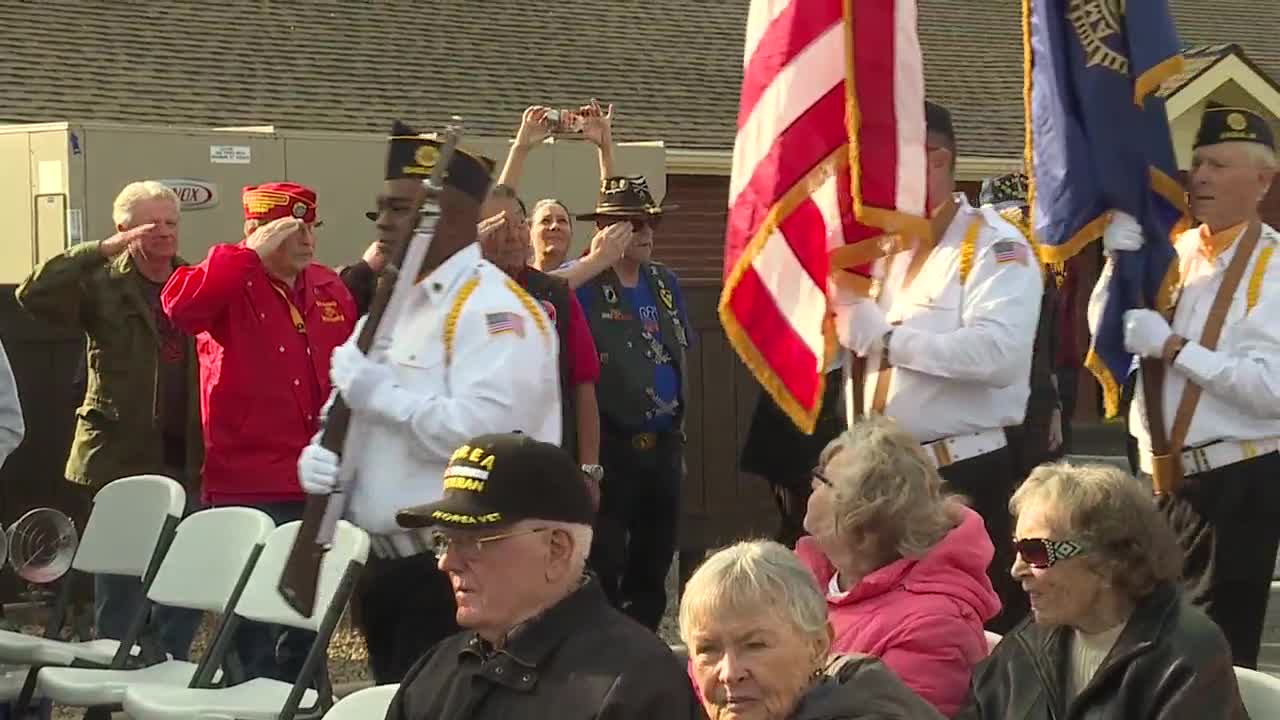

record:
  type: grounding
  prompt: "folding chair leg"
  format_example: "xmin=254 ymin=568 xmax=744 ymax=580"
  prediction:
xmin=14 ymin=669 xmax=37 ymax=716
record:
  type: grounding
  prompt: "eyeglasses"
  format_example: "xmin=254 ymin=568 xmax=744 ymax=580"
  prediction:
xmin=1013 ymin=537 xmax=1087 ymax=569
xmin=811 ymin=467 xmax=834 ymax=488
xmin=429 ymin=527 xmax=550 ymax=560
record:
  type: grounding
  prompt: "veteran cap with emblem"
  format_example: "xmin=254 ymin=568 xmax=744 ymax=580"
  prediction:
xmin=384 ymin=120 xmax=496 ymax=202
xmin=576 ymin=175 xmax=677 ymax=221
xmin=242 ymin=181 xmax=317 ymax=225
xmin=1194 ymin=103 xmax=1275 ymax=150
xmin=979 ymin=171 xmax=1029 ymax=212
xmin=395 ymin=432 xmax=594 ymax=530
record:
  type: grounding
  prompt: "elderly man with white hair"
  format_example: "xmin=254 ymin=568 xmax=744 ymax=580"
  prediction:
xmin=14 ymin=180 xmax=203 ymax=660
xmin=385 ymin=432 xmax=700 ymax=719
xmin=1093 ymin=102 xmax=1280 ymax=669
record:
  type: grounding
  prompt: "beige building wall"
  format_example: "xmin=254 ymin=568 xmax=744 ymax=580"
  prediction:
xmin=0 ymin=122 xmax=665 ymax=281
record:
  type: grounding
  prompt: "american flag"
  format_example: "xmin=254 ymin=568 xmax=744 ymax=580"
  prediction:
xmin=718 ymin=0 xmax=929 ymax=432
xmin=485 ymin=312 xmax=525 ymax=338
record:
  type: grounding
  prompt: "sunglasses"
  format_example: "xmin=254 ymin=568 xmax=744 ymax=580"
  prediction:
xmin=1013 ymin=537 xmax=1087 ymax=569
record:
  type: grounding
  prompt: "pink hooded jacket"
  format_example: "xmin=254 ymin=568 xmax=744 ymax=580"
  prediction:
xmin=795 ymin=506 xmax=1000 ymax=717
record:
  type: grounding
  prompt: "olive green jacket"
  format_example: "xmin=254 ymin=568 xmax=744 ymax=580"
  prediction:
xmin=14 ymin=241 xmax=202 ymax=491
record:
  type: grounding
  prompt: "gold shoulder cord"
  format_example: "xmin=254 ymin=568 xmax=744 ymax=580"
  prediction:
xmin=503 ymin=278 xmax=550 ymax=339
xmin=443 ymin=276 xmax=481 ymax=366
xmin=957 ymin=218 xmax=982 ymax=284
xmin=1247 ymin=245 xmax=1273 ymax=314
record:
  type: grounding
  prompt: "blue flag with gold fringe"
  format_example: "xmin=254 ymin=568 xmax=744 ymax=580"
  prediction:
xmin=1023 ymin=0 xmax=1189 ymax=417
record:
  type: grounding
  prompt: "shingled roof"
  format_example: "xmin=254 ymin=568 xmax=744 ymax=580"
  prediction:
xmin=0 ymin=1 xmax=1276 ymax=157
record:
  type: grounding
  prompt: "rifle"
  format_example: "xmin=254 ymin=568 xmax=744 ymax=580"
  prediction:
xmin=277 ymin=118 xmax=465 ymax=617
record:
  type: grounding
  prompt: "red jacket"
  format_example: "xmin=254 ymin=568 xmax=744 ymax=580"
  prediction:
xmin=161 ymin=243 xmax=356 ymax=505
xmin=794 ymin=508 xmax=1000 ymax=717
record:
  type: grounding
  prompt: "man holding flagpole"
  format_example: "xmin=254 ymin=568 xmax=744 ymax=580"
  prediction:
xmin=1092 ymin=105 xmax=1280 ymax=669
xmin=830 ymin=101 xmax=1043 ymax=633
xmin=296 ymin=124 xmax=562 ymax=683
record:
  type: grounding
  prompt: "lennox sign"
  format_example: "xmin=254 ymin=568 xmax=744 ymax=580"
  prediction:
xmin=158 ymin=178 xmax=219 ymax=210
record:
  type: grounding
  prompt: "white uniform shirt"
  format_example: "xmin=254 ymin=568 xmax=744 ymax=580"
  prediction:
xmin=844 ymin=194 xmax=1043 ymax=443
xmin=346 ymin=244 xmax=561 ymax=534
xmin=0 ymin=337 xmax=23 ymax=469
xmin=1116 ymin=223 xmax=1280 ymax=456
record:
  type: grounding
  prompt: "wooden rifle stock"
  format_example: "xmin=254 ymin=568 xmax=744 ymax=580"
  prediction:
xmin=277 ymin=120 xmax=465 ymax=616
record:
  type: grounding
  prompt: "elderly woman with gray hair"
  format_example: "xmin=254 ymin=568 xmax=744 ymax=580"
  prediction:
xmin=958 ymin=463 xmax=1247 ymax=719
xmin=681 ymin=539 xmax=945 ymax=719
xmin=796 ymin=415 xmax=1000 ymax=716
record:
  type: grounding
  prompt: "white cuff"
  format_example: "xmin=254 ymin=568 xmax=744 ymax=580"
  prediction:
xmin=1172 ymin=342 xmax=1225 ymax=385
xmin=887 ymin=325 xmax=921 ymax=366
xmin=366 ymin=382 xmax=418 ymax=424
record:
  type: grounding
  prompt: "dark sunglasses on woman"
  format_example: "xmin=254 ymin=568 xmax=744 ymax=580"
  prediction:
xmin=1012 ymin=537 xmax=1087 ymax=569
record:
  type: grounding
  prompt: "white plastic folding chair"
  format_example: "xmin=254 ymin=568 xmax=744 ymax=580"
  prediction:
xmin=34 ymin=506 xmax=275 ymax=713
xmin=0 ymin=475 xmax=185 ymax=707
xmin=122 ymin=520 xmax=370 ymax=720
xmin=321 ymin=685 xmax=398 ymax=719
xmin=1234 ymin=666 xmax=1280 ymax=719
xmin=984 ymin=631 xmax=1002 ymax=653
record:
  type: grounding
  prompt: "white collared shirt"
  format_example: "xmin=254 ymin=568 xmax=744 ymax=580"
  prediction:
xmin=843 ymin=194 xmax=1043 ymax=443
xmin=346 ymin=243 xmax=561 ymax=534
xmin=1121 ymin=223 xmax=1280 ymax=455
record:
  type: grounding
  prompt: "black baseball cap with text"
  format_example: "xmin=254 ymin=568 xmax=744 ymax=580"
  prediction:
xmin=395 ymin=433 xmax=594 ymax=530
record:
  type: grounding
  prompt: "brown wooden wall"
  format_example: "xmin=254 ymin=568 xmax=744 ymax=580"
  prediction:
xmin=677 ymin=281 xmax=778 ymax=546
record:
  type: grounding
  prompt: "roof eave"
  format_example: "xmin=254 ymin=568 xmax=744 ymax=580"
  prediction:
xmin=667 ymin=147 xmax=1019 ymax=181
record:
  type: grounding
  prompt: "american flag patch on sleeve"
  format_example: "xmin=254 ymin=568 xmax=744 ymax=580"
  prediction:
xmin=993 ymin=240 xmax=1029 ymax=266
xmin=486 ymin=312 xmax=526 ymax=338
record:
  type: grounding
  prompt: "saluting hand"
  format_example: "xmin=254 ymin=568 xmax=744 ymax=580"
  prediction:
xmin=590 ymin=221 xmax=633 ymax=263
xmin=98 ymin=223 xmax=157 ymax=258
xmin=361 ymin=241 xmax=390 ymax=273
xmin=477 ymin=211 xmax=509 ymax=242
xmin=246 ymin=217 xmax=303 ymax=259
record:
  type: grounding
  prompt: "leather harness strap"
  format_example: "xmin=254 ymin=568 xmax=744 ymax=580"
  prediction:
xmin=1152 ymin=221 xmax=1261 ymax=491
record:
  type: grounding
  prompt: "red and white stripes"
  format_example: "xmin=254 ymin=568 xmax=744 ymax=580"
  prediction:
xmin=719 ymin=0 xmax=927 ymax=433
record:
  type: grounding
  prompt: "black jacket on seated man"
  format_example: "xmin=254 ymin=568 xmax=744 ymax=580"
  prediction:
xmin=957 ymin=582 xmax=1248 ymax=720
xmin=385 ymin=575 xmax=701 ymax=720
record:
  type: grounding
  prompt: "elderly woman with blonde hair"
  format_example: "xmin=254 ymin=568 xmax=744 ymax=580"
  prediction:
xmin=958 ymin=462 xmax=1247 ymax=719
xmin=796 ymin=415 xmax=1000 ymax=716
xmin=681 ymin=539 xmax=944 ymax=720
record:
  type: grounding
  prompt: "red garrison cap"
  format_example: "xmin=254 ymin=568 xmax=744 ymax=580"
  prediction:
xmin=242 ymin=182 xmax=318 ymax=224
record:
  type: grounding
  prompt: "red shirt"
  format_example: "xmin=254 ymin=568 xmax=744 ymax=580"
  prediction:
xmin=161 ymin=244 xmax=356 ymax=505
xmin=565 ymin=291 xmax=601 ymax=386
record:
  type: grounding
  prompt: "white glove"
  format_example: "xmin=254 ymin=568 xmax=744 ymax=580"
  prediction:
xmin=297 ymin=443 xmax=340 ymax=495
xmin=833 ymin=300 xmax=892 ymax=357
xmin=1123 ymin=309 xmax=1173 ymax=358
xmin=1102 ymin=211 xmax=1143 ymax=253
xmin=329 ymin=341 xmax=397 ymax=413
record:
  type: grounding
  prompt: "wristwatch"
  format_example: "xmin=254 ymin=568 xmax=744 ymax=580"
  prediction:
xmin=581 ymin=464 xmax=605 ymax=482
